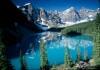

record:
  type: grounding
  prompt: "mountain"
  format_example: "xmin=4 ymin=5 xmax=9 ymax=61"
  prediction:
xmin=17 ymin=3 xmax=62 ymax=29
xmin=17 ymin=3 xmax=100 ymax=27
xmin=79 ymin=7 xmax=96 ymax=21
xmin=59 ymin=7 xmax=100 ymax=24
xmin=59 ymin=7 xmax=81 ymax=23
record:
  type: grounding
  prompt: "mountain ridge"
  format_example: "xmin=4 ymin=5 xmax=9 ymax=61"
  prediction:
xmin=17 ymin=3 xmax=100 ymax=28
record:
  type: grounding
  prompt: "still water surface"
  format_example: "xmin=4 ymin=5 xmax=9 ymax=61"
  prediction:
xmin=8 ymin=32 xmax=93 ymax=70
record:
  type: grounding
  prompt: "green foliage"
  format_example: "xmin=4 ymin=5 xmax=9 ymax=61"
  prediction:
xmin=20 ymin=50 xmax=27 ymax=70
xmin=61 ymin=20 xmax=94 ymax=35
xmin=0 ymin=31 xmax=14 ymax=70
xmin=76 ymin=44 xmax=81 ymax=62
xmin=40 ymin=40 xmax=50 ymax=70
xmin=93 ymin=13 xmax=100 ymax=67
xmin=64 ymin=44 xmax=72 ymax=68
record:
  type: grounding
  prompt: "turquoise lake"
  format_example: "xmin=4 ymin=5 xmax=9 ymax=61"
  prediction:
xmin=8 ymin=32 xmax=93 ymax=70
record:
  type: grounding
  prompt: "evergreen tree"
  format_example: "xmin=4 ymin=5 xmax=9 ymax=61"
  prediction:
xmin=20 ymin=50 xmax=24 ymax=70
xmin=93 ymin=13 xmax=100 ymax=67
xmin=0 ymin=30 xmax=14 ymax=70
xmin=20 ymin=50 xmax=27 ymax=70
xmin=23 ymin=56 xmax=28 ymax=70
xmin=84 ymin=50 xmax=88 ymax=62
xmin=52 ymin=62 xmax=57 ymax=70
xmin=64 ymin=44 xmax=72 ymax=68
xmin=40 ymin=40 xmax=50 ymax=70
xmin=76 ymin=44 xmax=81 ymax=62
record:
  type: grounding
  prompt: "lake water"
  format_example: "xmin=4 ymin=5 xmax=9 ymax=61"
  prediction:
xmin=8 ymin=32 xmax=93 ymax=70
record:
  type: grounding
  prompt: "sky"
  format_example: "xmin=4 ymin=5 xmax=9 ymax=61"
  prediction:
xmin=12 ymin=0 xmax=100 ymax=11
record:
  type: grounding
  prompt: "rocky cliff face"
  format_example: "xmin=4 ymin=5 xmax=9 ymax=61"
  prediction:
xmin=18 ymin=3 xmax=62 ymax=28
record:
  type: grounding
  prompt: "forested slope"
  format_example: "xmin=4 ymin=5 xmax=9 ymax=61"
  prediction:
xmin=61 ymin=20 xmax=95 ymax=36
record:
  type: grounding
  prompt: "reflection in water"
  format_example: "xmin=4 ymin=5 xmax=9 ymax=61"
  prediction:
xmin=9 ymin=32 xmax=93 ymax=70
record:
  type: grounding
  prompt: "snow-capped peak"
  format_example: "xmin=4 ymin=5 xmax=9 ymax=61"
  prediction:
xmin=97 ymin=8 xmax=100 ymax=10
xmin=80 ymin=7 xmax=87 ymax=11
xmin=96 ymin=8 xmax=100 ymax=12
xmin=24 ymin=3 xmax=31 ymax=6
xmin=70 ymin=7 xmax=75 ymax=10
xmin=17 ymin=6 xmax=20 ymax=8
xmin=39 ymin=8 xmax=46 ymax=13
xmin=54 ymin=10 xmax=58 ymax=14
xmin=64 ymin=7 xmax=75 ymax=12
xmin=80 ymin=7 xmax=94 ymax=12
